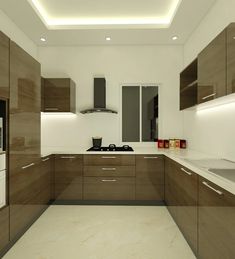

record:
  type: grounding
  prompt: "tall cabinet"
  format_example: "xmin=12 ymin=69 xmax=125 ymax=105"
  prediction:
xmin=9 ymin=41 xmax=41 ymax=241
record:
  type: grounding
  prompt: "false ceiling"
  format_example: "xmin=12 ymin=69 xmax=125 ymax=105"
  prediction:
xmin=0 ymin=0 xmax=216 ymax=45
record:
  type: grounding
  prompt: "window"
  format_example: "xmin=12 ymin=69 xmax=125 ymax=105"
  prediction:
xmin=122 ymin=85 xmax=159 ymax=142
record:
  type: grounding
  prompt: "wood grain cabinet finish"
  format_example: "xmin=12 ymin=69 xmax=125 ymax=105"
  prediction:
xmin=0 ymin=206 xmax=9 ymax=253
xmin=84 ymin=166 xmax=135 ymax=177
xmin=9 ymin=41 xmax=41 ymax=241
xmin=198 ymin=177 xmax=235 ymax=259
xmin=135 ymin=155 xmax=164 ymax=201
xmin=83 ymin=177 xmax=135 ymax=200
xmin=54 ymin=155 xmax=83 ymax=201
xmin=9 ymin=41 xmax=41 ymax=171
xmin=0 ymin=31 xmax=10 ymax=99
xmin=42 ymin=78 xmax=76 ymax=113
xmin=165 ymin=158 xmax=198 ymax=255
xmin=84 ymin=155 xmax=135 ymax=166
xmin=227 ymin=23 xmax=235 ymax=94
xmin=198 ymin=29 xmax=227 ymax=104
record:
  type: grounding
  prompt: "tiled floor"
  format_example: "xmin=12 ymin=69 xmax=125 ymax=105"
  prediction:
xmin=4 ymin=206 xmax=196 ymax=259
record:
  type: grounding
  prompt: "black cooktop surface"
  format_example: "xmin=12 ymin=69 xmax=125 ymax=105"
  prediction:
xmin=87 ymin=146 xmax=134 ymax=152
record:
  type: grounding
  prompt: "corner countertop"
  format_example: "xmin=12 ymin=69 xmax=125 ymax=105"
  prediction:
xmin=41 ymin=146 xmax=235 ymax=195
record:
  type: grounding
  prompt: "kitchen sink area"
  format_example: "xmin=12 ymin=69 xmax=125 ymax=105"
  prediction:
xmin=184 ymin=158 xmax=235 ymax=183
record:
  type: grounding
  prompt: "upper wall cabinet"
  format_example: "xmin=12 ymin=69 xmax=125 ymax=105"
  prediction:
xmin=42 ymin=78 xmax=76 ymax=113
xmin=197 ymin=29 xmax=227 ymax=104
xmin=180 ymin=59 xmax=198 ymax=110
xmin=0 ymin=32 xmax=10 ymax=99
xmin=227 ymin=23 xmax=235 ymax=94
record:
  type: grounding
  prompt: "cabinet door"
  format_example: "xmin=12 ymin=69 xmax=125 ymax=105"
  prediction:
xmin=9 ymin=41 xmax=41 ymax=171
xmin=9 ymin=161 xmax=43 ymax=240
xmin=165 ymin=158 xmax=178 ymax=221
xmin=0 ymin=206 xmax=9 ymax=253
xmin=54 ymin=155 xmax=83 ymax=201
xmin=0 ymin=32 xmax=9 ymax=99
xmin=136 ymin=155 xmax=164 ymax=200
xmin=227 ymin=23 xmax=235 ymax=94
xmin=174 ymin=164 xmax=198 ymax=255
xmin=198 ymin=177 xmax=235 ymax=259
xmin=198 ymin=30 xmax=226 ymax=104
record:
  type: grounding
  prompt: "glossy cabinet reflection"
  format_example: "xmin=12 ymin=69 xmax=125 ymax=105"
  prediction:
xmin=42 ymin=78 xmax=76 ymax=113
xmin=0 ymin=206 xmax=9 ymax=253
xmin=0 ymin=32 xmax=10 ymax=99
xmin=136 ymin=155 xmax=164 ymax=201
xmin=227 ymin=23 xmax=235 ymax=94
xmin=198 ymin=177 xmax=235 ymax=259
xmin=54 ymin=155 xmax=83 ymax=201
xmin=198 ymin=29 xmax=226 ymax=104
xmin=9 ymin=41 xmax=41 ymax=241
xmin=165 ymin=158 xmax=198 ymax=256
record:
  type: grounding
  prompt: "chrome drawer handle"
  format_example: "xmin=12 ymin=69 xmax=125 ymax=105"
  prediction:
xmin=22 ymin=163 xmax=35 ymax=170
xmin=202 ymin=181 xmax=223 ymax=195
xmin=180 ymin=168 xmax=192 ymax=176
xmin=102 ymin=179 xmax=117 ymax=182
xmin=45 ymin=108 xmax=59 ymax=111
xmin=202 ymin=93 xmax=216 ymax=100
xmin=60 ymin=156 xmax=76 ymax=159
xmin=102 ymin=156 xmax=116 ymax=159
xmin=102 ymin=168 xmax=116 ymax=171
xmin=144 ymin=157 xmax=158 ymax=159
xmin=42 ymin=158 xmax=50 ymax=162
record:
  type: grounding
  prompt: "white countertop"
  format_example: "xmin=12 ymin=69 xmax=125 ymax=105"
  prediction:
xmin=41 ymin=147 xmax=235 ymax=195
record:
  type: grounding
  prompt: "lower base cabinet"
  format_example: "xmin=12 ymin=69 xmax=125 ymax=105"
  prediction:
xmin=83 ymin=177 xmax=135 ymax=200
xmin=54 ymin=155 xmax=83 ymax=201
xmin=165 ymin=158 xmax=198 ymax=256
xmin=0 ymin=206 xmax=9 ymax=252
xmin=198 ymin=176 xmax=235 ymax=259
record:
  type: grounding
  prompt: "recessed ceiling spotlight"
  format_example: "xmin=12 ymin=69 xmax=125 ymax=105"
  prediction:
xmin=40 ymin=37 xmax=46 ymax=42
xmin=106 ymin=37 xmax=111 ymax=41
xmin=172 ymin=36 xmax=178 ymax=41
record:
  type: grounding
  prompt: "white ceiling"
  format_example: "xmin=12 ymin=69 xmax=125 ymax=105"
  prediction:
xmin=0 ymin=0 xmax=216 ymax=46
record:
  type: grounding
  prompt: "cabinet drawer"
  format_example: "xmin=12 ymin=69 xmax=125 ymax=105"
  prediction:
xmin=84 ymin=166 xmax=135 ymax=177
xmin=83 ymin=177 xmax=135 ymax=200
xmin=84 ymin=155 xmax=135 ymax=166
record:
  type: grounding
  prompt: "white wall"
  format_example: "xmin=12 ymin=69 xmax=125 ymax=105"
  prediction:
xmin=39 ymin=45 xmax=184 ymax=150
xmin=183 ymin=0 xmax=235 ymax=161
xmin=0 ymin=9 xmax=37 ymax=59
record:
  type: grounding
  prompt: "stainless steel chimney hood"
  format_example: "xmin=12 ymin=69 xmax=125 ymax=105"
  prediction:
xmin=80 ymin=78 xmax=118 ymax=114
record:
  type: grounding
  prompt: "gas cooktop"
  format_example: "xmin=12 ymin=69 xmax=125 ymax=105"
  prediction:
xmin=87 ymin=145 xmax=134 ymax=152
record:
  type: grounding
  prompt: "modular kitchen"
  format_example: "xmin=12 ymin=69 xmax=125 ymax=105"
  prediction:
xmin=0 ymin=0 xmax=235 ymax=258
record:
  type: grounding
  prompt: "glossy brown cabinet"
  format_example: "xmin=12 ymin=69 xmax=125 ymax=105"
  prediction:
xmin=165 ymin=158 xmax=198 ymax=255
xmin=198 ymin=29 xmax=227 ymax=104
xmin=42 ymin=78 xmax=76 ymax=113
xmin=198 ymin=177 xmax=235 ymax=259
xmin=84 ymin=166 xmax=135 ymax=177
xmin=227 ymin=23 xmax=235 ymax=94
xmin=0 ymin=206 xmax=9 ymax=253
xmin=54 ymin=155 xmax=83 ymax=201
xmin=9 ymin=41 xmax=41 ymax=241
xmin=0 ymin=31 xmax=10 ymax=99
xmin=180 ymin=59 xmax=198 ymax=110
xmin=84 ymin=154 xmax=135 ymax=166
xmin=135 ymin=155 xmax=164 ymax=201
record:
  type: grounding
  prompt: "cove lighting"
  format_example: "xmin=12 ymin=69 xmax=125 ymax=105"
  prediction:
xmin=196 ymin=93 xmax=235 ymax=113
xmin=28 ymin=0 xmax=182 ymax=29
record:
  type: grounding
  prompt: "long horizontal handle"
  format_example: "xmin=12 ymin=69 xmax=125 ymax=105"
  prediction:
xmin=102 ymin=179 xmax=117 ymax=182
xmin=102 ymin=168 xmax=116 ymax=171
xmin=202 ymin=181 xmax=223 ymax=195
xmin=60 ymin=156 xmax=76 ymax=159
xmin=42 ymin=158 xmax=50 ymax=162
xmin=22 ymin=163 xmax=35 ymax=170
xmin=144 ymin=157 xmax=158 ymax=159
xmin=180 ymin=168 xmax=192 ymax=176
xmin=45 ymin=108 xmax=59 ymax=111
xmin=102 ymin=156 xmax=116 ymax=159
xmin=202 ymin=93 xmax=216 ymax=100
